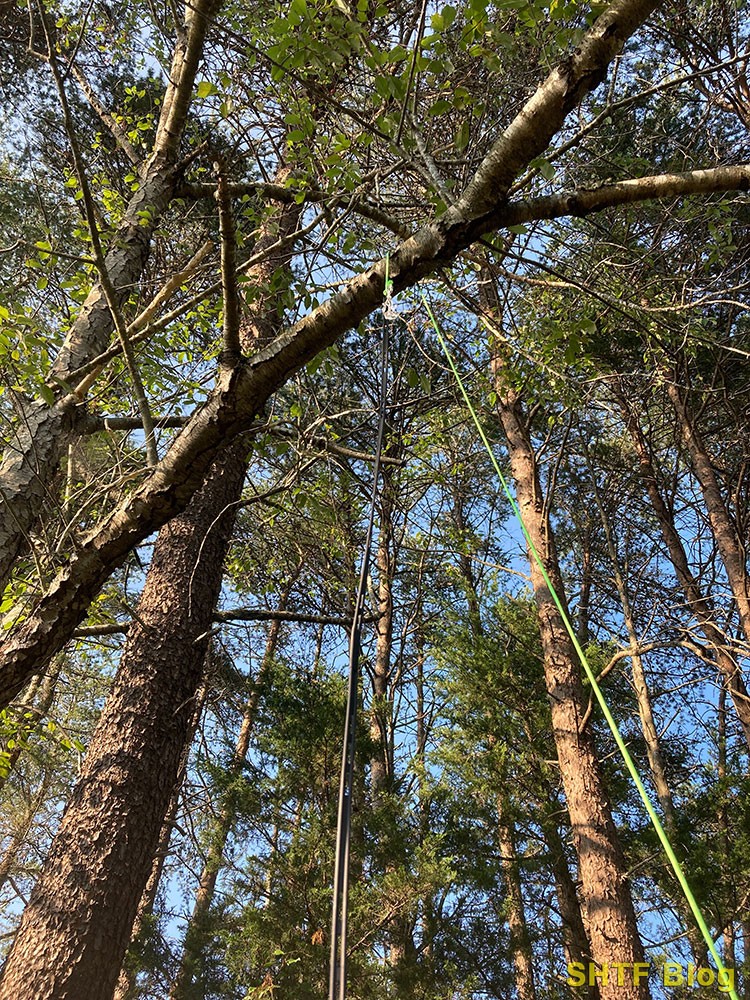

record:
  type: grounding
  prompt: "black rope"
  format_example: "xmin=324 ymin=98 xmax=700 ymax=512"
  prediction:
xmin=329 ymin=310 xmax=390 ymax=1000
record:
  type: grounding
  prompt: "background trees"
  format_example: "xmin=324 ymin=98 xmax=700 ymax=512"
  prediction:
xmin=2 ymin=0 xmax=750 ymax=997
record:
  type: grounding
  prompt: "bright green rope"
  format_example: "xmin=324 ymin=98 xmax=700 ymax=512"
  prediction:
xmin=422 ymin=295 xmax=737 ymax=999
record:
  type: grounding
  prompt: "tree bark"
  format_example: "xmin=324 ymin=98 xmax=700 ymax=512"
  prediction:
xmin=0 ymin=166 xmax=304 ymax=1000
xmin=0 ymin=164 xmax=300 ymax=1000
xmin=493 ymin=372 xmax=648 ymax=1000
xmin=589 ymin=470 xmax=708 ymax=965
xmin=168 ymin=605 xmax=288 ymax=1000
xmin=537 ymin=792 xmax=595 ymax=976
xmin=497 ymin=796 xmax=537 ymax=1000
xmin=112 ymin=681 xmax=208 ymax=1000
xmin=370 ymin=464 xmax=395 ymax=803
xmin=0 ymin=436 xmax=247 ymax=1000
xmin=0 ymin=0 xmax=220 ymax=593
xmin=666 ymin=378 xmax=750 ymax=643
xmin=0 ymin=0 xmax=667 ymax=709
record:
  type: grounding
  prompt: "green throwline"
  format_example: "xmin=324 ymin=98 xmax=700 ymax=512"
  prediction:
xmin=421 ymin=294 xmax=738 ymax=1000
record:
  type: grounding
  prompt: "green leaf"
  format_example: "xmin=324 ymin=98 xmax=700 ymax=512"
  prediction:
xmin=455 ymin=119 xmax=470 ymax=150
xmin=428 ymin=98 xmax=452 ymax=117
xmin=38 ymin=382 xmax=55 ymax=406
xmin=196 ymin=80 xmax=218 ymax=98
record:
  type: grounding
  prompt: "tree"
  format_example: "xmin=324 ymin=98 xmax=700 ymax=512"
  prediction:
xmin=4 ymin=0 xmax=745 ymax=704
xmin=4 ymin=0 xmax=750 ymax=997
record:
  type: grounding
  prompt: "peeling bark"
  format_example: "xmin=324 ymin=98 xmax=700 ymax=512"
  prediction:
xmin=0 ymin=0 xmax=220 ymax=593
xmin=0 ymin=171 xmax=301 ymax=1000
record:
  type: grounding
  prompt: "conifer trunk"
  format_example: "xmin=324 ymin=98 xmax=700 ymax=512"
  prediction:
xmin=0 ymin=437 xmax=247 ymax=1000
xmin=618 ymin=392 xmax=750 ymax=749
xmin=537 ymin=793 xmax=594 ymax=977
xmin=493 ymin=373 xmax=648 ymax=1000
xmin=666 ymin=379 xmax=750 ymax=641
xmin=113 ymin=681 xmax=208 ymax=1000
xmin=497 ymin=796 xmax=537 ymax=1000
xmin=0 ymin=172 xmax=301 ymax=1000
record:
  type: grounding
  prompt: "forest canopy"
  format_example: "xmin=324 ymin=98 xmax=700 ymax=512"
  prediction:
xmin=1 ymin=0 xmax=750 ymax=999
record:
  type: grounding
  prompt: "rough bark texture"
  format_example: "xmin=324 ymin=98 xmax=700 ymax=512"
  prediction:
xmin=113 ymin=682 xmax=208 ymax=1000
xmin=0 ymin=0 xmax=666 ymax=707
xmin=0 ymin=433 xmax=247 ymax=1000
xmin=538 ymin=793 xmax=595 ymax=977
xmin=494 ymin=378 xmax=648 ymax=1000
xmin=0 ymin=172 xmax=304 ymax=1000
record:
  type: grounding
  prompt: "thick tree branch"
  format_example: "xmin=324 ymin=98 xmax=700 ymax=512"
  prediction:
xmin=70 ymin=65 xmax=141 ymax=167
xmin=0 ymin=0 xmax=700 ymax=708
xmin=500 ymin=164 xmax=750 ymax=226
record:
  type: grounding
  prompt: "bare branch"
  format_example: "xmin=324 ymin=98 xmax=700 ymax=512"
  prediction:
xmin=499 ymin=164 xmax=750 ymax=227
xmin=70 ymin=65 xmax=141 ymax=167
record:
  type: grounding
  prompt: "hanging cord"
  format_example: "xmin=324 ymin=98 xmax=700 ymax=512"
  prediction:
xmin=329 ymin=260 xmax=392 ymax=1000
xmin=423 ymin=296 xmax=739 ymax=1000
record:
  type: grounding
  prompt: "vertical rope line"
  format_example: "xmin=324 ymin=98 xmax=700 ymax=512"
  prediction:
xmin=329 ymin=264 xmax=391 ymax=1000
xmin=424 ymin=296 xmax=738 ymax=1000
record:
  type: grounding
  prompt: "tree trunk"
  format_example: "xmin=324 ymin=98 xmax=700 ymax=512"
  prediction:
xmin=717 ymin=686 xmax=737 ymax=973
xmin=0 ymin=658 xmax=62 ymax=796
xmin=590 ymin=472 xmax=708 ymax=964
xmin=497 ymin=796 xmax=537 ymax=1000
xmin=537 ymin=793 xmax=595 ymax=976
xmin=618 ymin=391 xmax=750 ymax=750
xmin=0 ymin=166 xmax=304 ymax=1000
xmin=666 ymin=379 xmax=750 ymax=642
xmin=0 ymin=436 xmax=247 ymax=1000
xmin=451 ymin=477 xmax=541 ymax=997
xmin=0 ymin=771 xmax=53 ymax=896
xmin=369 ymin=477 xmax=394 ymax=803
xmin=112 ymin=681 xmax=208 ymax=1000
xmin=0 ymin=0 xmax=219 ymax=593
xmin=494 ymin=372 xmax=648 ymax=1000
xmin=0 ymin=0 xmax=667 ymax=713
